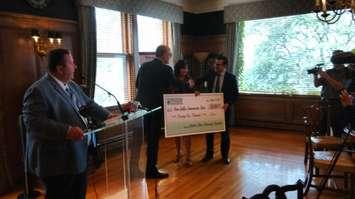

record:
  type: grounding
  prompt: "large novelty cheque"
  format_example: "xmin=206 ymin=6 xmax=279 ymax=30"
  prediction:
xmin=163 ymin=93 xmax=225 ymax=138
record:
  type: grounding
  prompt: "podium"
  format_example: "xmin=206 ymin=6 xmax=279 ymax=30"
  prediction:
xmin=84 ymin=107 xmax=160 ymax=199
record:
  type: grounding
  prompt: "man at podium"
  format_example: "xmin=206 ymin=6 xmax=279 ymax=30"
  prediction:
xmin=22 ymin=49 xmax=113 ymax=199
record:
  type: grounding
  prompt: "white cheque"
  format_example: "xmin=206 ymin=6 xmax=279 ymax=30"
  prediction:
xmin=163 ymin=93 xmax=225 ymax=138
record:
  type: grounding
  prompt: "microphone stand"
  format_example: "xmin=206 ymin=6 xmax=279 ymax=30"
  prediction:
xmin=95 ymin=84 xmax=128 ymax=120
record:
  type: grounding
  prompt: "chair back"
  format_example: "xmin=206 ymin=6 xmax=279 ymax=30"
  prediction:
xmin=242 ymin=180 xmax=304 ymax=199
xmin=303 ymin=103 xmax=323 ymax=137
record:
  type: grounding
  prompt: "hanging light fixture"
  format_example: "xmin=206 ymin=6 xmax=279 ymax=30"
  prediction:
xmin=315 ymin=0 xmax=355 ymax=24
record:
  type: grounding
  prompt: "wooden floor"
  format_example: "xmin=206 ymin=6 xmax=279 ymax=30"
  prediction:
xmin=1 ymin=127 xmax=347 ymax=199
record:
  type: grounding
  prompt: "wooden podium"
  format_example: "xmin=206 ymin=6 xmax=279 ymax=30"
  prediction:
xmin=84 ymin=107 xmax=160 ymax=199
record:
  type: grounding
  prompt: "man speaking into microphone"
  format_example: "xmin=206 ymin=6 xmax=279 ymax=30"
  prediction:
xmin=22 ymin=49 xmax=114 ymax=199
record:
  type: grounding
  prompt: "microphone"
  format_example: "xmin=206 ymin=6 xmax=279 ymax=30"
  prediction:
xmin=95 ymin=83 xmax=128 ymax=120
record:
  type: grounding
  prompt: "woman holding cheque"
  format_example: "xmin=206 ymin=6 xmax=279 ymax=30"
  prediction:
xmin=173 ymin=60 xmax=195 ymax=166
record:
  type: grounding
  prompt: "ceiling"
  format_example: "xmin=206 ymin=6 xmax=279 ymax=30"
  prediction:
xmin=161 ymin=0 xmax=265 ymax=13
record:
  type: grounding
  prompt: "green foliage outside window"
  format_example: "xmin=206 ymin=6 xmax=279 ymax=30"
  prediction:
xmin=236 ymin=13 xmax=355 ymax=95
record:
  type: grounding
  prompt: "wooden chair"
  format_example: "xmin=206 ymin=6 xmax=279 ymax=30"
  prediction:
xmin=242 ymin=180 xmax=303 ymax=199
xmin=303 ymin=135 xmax=355 ymax=197
xmin=303 ymin=104 xmax=343 ymax=165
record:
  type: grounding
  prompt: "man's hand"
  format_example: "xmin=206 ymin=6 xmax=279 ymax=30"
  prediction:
xmin=107 ymin=112 xmax=119 ymax=119
xmin=66 ymin=126 xmax=84 ymax=140
xmin=340 ymin=89 xmax=353 ymax=107
xmin=223 ymin=103 xmax=229 ymax=112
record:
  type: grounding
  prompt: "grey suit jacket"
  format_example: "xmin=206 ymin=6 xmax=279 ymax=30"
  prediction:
xmin=22 ymin=74 xmax=109 ymax=177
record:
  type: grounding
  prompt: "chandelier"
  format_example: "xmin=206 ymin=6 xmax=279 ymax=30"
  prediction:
xmin=315 ymin=0 xmax=355 ymax=24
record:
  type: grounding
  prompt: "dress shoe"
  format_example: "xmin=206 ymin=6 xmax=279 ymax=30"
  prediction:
xmin=201 ymin=155 xmax=213 ymax=162
xmin=145 ymin=170 xmax=169 ymax=179
xmin=223 ymin=157 xmax=231 ymax=165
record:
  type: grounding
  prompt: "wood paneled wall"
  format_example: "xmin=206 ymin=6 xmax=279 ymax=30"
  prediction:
xmin=182 ymin=34 xmax=226 ymax=78
xmin=235 ymin=94 xmax=320 ymax=131
xmin=182 ymin=35 xmax=226 ymax=56
xmin=0 ymin=11 xmax=79 ymax=194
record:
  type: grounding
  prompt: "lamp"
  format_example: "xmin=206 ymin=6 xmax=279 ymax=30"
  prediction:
xmin=31 ymin=29 xmax=63 ymax=57
xmin=315 ymin=0 xmax=355 ymax=24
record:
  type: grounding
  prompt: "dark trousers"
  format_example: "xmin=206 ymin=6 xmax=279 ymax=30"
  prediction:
xmin=205 ymin=110 xmax=230 ymax=159
xmin=144 ymin=109 xmax=162 ymax=173
xmin=319 ymin=100 xmax=344 ymax=137
xmin=41 ymin=172 xmax=87 ymax=199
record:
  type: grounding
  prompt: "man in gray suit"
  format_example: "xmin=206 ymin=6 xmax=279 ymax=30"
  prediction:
xmin=22 ymin=49 xmax=112 ymax=199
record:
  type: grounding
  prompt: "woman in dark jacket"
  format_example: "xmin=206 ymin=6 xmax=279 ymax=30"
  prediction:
xmin=173 ymin=60 xmax=195 ymax=166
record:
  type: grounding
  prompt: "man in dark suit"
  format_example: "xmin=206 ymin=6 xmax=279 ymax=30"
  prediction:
xmin=196 ymin=52 xmax=218 ymax=91
xmin=201 ymin=55 xmax=238 ymax=164
xmin=22 ymin=49 xmax=112 ymax=199
xmin=136 ymin=45 xmax=174 ymax=179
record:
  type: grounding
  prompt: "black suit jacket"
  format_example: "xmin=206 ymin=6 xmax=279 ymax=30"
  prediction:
xmin=207 ymin=71 xmax=238 ymax=107
xmin=136 ymin=58 xmax=174 ymax=109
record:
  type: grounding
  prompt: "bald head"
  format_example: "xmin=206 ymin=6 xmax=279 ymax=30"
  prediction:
xmin=155 ymin=45 xmax=171 ymax=64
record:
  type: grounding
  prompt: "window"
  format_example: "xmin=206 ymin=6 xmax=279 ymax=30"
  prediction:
xmin=237 ymin=12 xmax=355 ymax=95
xmin=137 ymin=15 xmax=164 ymax=52
xmin=95 ymin=8 xmax=129 ymax=107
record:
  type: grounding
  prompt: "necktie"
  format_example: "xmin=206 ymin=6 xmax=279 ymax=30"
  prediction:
xmin=65 ymin=86 xmax=80 ymax=111
xmin=66 ymin=86 xmax=92 ymax=144
xmin=215 ymin=75 xmax=221 ymax=92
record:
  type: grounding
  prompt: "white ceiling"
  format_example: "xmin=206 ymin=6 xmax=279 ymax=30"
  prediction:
xmin=161 ymin=0 xmax=264 ymax=13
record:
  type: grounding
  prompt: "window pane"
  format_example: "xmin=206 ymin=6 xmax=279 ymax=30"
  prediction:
xmin=95 ymin=7 xmax=123 ymax=53
xmin=94 ymin=56 xmax=128 ymax=107
xmin=137 ymin=15 xmax=163 ymax=52
xmin=238 ymin=12 xmax=355 ymax=95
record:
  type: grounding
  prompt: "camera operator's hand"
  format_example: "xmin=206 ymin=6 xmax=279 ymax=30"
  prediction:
xmin=317 ymin=70 xmax=344 ymax=91
xmin=340 ymin=90 xmax=353 ymax=107
xmin=318 ymin=70 xmax=330 ymax=79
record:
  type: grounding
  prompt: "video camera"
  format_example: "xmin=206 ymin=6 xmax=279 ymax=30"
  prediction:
xmin=307 ymin=63 xmax=324 ymax=74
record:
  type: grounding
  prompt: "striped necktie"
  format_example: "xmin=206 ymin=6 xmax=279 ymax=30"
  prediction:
xmin=65 ymin=86 xmax=92 ymax=144
xmin=65 ymin=86 xmax=80 ymax=111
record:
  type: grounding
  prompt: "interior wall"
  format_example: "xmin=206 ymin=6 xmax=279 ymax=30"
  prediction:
xmin=181 ymin=11 xmax=226 ymax=78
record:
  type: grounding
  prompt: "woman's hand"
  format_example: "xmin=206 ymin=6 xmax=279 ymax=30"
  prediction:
xmin=188 ymin=79 xmax=195 ymax=88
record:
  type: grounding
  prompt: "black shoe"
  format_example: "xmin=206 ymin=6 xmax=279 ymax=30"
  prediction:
xmin=145 ymin=170 xmax=169 ymax=179
xmin=223 ymin=157 xmax=231 ymax=165
xmin=201 ymin=155 xmax=213 ymax=162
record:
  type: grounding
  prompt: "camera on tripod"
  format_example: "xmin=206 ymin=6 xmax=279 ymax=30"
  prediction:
xmin=307 ymin=63 xmax=324 ymax=74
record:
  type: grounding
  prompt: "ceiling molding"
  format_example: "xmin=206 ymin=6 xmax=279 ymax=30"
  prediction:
xmin=161 ymin=0 xmax=266 ymax=13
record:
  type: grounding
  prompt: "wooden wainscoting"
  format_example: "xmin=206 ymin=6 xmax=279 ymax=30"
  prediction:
xmin=0 ymin=11 xmax=79 ymax=194
xmin=182 ymin=34 xmax=226 ymax=56
xmin=235 ymin=93 xmax=320 ymax=131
